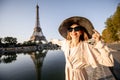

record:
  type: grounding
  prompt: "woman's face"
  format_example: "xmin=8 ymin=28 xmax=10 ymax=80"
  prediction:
xmin=69 ymin=24 xmax=82 ymax=39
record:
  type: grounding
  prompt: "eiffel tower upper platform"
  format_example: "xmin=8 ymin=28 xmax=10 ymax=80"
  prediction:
xmin=30 ymin=4 xmax=47 ymax=43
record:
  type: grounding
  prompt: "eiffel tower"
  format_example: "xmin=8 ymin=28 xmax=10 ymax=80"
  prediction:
xmin=30 ymin=4 xmax=47 ymax=43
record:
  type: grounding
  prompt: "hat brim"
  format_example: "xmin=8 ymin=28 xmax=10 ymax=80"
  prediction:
xmin=58 ymin=16 xmax=94 ymax=39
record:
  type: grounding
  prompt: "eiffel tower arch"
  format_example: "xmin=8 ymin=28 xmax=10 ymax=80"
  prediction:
xmin=30 ymin=4 xmax=47 ymax=44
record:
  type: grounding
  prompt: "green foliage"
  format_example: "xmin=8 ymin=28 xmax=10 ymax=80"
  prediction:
xmin=22 ymin=41 xmax=36 ymax=46
xmin=102 ymin=4 xmax=120 ymax=43
xmin=3 ymin=37 xmax=17 ymax=44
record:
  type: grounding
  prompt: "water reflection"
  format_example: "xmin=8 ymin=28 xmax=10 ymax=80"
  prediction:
xmin=0 ymin=49 xmax=65 ymax=80
xmin=30 ymin=50 xmax=48 ymax=80
xmin=0 ymin=52 xmax=17 ymax=64
xmin=0 ymin=50 xmax=47 ymax=64
xmin=0 ymin=50 xmax=48 ymax=80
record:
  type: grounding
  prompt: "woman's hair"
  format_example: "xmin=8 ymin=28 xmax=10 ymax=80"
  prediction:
xmin=66 ymin=26 xmax=89 ymax=41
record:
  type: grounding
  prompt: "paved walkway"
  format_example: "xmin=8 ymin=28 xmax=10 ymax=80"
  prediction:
xmin=86 ymin=65 xmax=116 ymax=80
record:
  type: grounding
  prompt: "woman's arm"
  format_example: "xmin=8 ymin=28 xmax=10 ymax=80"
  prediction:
xmin=87 ymin=30 xmax=114 ymax=67
xmin=94 ymin=41 xmax=114 ymax=67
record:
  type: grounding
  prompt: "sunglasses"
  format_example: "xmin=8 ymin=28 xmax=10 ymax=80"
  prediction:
xmin=68 ymin=26 xmax=81 ymax=32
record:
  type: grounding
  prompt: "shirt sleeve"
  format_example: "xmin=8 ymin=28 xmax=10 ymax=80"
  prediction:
xmin=91 ymin=41 xmax=114 ymax=67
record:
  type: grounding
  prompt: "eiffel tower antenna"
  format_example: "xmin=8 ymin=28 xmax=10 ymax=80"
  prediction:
xmin=30 ymin=3 xmax=47 ymax=43
xmin=36 ymin=0 xmax=38 ymax=5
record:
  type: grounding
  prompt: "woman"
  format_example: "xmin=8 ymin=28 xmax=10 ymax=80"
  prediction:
xmin=51 ymin=16 xmax=114 ymax=80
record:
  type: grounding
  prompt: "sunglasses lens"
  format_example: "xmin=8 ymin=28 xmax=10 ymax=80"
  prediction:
xmin=68 ymin=28 xmax=73 ymax=32
xmin=74 ymin=27 xmax=81 ymax=31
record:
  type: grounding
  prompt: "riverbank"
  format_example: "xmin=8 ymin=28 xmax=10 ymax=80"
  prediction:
xmin=0 ymin=43 xmax=59 ymax=54
xmin=108 ymin=43 xmax=120 ymax=80
xmin=0 ymin=46 xmax=37 ymax=54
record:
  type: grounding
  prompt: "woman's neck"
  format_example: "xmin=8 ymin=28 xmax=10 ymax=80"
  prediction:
xmin=70 ymin=39 xmax=80 ymax=48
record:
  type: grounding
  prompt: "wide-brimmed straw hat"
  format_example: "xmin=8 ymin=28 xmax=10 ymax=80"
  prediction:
xmin=58 ymin=16 xmax=94 ymax=39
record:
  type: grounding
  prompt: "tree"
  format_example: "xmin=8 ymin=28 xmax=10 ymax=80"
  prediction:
xmin=3 ymin=37 xmax=17 ymax=44
xmin=102 ymin=3 xmax=120 ymax=43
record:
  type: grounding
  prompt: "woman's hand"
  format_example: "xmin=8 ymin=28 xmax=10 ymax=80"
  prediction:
xmin=92 ymin=29 xmax=101 ymax=42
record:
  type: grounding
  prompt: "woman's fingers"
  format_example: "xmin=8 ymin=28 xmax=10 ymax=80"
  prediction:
xmin=93 ymin=29 xmax=100 ymax=35
xmin=92 ymin=29 xmax=101 ymax=42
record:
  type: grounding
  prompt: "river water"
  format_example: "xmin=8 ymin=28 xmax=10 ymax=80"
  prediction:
xmin=0 ymin=50 xmax=65 ymax=80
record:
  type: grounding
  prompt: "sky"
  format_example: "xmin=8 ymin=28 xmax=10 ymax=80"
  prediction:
xmin=0 ymin=0 xmax=119 ymax=43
